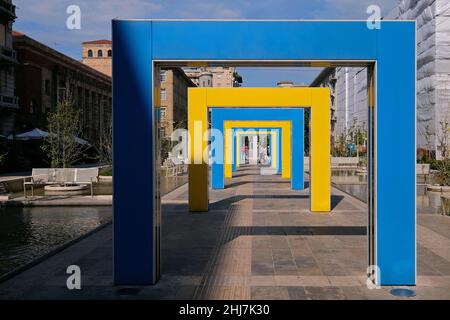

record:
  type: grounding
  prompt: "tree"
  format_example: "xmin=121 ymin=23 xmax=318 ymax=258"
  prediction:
xmin=333 ymin=132 xmax=347 ymax=157
xmin=347 ymin=117 xmax=367 ymax=158
xmin=96 ymin=113 xmax=112 ymax=164
xmin=434 ymin=120 xmax=450 ymax=186
xmin=42 ymin=92 xmax=88 ymax=168
xmin=423 ymin=124 xmax=434 ymax=161
xmin=437 ymin=120 xmax=450 ymax=160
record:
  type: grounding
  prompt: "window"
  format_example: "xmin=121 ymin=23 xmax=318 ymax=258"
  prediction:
xmin=30 ymin=99 xmax=36 ymax=114
xmin=107 ymin=49 xmax=112 ymax=57
xmin=0 ymin=25 xmax=5 ymax=47
xmin=98 ymin=50 xmax=103 ymax=57
xmin=88 ymin=49 xmax=93 ymax=57
xmin=45 ymin=80 xmax=50 ymax=95
xmin=160 ymin=88 xmax=167 ymax=101
xmin=160 ymin=70 xmax=167 ymax=82
xmin=160 ymin=107 xmax=167 ymax=119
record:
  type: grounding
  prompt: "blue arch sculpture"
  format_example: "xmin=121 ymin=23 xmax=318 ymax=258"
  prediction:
xmin=211 ymin=108 xmax=304 ymax=190
xmin=113 ymin=20 xmax=416 ymax=286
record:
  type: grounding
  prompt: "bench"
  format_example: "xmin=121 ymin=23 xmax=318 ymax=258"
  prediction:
xmin=331 ymin=157 xmax=359 ymax=168
xmin=303 ymin=157 xmax=359 ymax=170
xmin=23 ymin=168 xmax=99 ymax=197
xmin=162 ymin=158 xmax=187 ymax=177
xmin=416 ymin=163 xmax=430 ymax=184
xmin=441 ymin=194 xmax=450 ymax=216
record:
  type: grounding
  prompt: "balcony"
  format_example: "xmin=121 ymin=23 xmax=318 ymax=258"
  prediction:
xmin=0 ymin=94 xmax=19 ymax=109
xmin=0 ymin=45 xmax=16 ymax=64
xmin=0 ymin=0 xmax=16 ymax=23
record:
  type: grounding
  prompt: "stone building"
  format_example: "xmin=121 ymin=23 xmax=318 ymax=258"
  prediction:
xmin=183 ymin=66 xmax=242 ymax=87
xmin=386 ymin=0 xmax=450 ymax=159
xmin=0 ymin=0 xmax=18 ymax=135
xmin=158 ymin=67 xmax=196 ymax=137
xmin=13 ymin=31 xmax=112 ymax=144
xmin=81 ymin=40 xmax=112 ymax=77
xmin=309 ymin=68 xmax=338 ymax=144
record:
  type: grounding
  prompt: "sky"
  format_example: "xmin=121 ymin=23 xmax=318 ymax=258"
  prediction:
xmin=13 ymin=0 xmax=399 ymax=86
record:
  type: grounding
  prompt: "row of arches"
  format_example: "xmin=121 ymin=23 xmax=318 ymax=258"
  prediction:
xmin=87 ymin=49 xmax=112 ymax=58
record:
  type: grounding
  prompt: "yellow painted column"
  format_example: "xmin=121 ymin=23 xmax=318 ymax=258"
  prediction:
xmin=188 ymin=88 xmax=209 ymax=211
xmin=187 ymin=87 xmax=330 ymax=213
xmin=310 ymin=89 xmax=331 ymax=212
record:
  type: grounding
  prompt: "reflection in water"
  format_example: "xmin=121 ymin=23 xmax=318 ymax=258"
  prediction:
xmin=417 ymin=185 xmax=444 ymax=214
xmin=160 ymin=174 xmax=188 ymax=195
xmin=0 ymin=173 xmax=188 ymax=278
xmin=332 ymin=169 xmax=445 ymax=214
xmin=0 ymin=206 xmax=112 ymax=277
xmin=331 ymin=169 xmax=368 ymax=203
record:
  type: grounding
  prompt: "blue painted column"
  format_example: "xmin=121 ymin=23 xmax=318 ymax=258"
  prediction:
xmin=113 ymin=21 xmax=157 ymax=285
xmin=375 ymin=22 xmax=416 ymax=285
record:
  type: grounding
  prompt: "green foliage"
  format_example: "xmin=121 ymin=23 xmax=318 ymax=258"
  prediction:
xmin=41 ymin=95 xmax=87 ymax=168
xmin=160 ymin=137 xmax=171 ymax=162
xmin=347 ymin=117 xmax=367 ymax=156
xmin=435 ymin=159 xmax=450 ymax=186
xmin=331 ymin=117 xmax=367 ymax=158
xmin=100 ymin=168 xmax=112 ymax=176
xmin=332 ymin=132 xmax=348 ymax=157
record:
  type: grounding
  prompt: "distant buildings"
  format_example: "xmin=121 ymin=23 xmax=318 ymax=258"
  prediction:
xmin=13 ymin=32 xmax=112 ymax=144
xmin=312 ymin=1 xmax=450 ymax=159
xmin=0 ymin=0 xmax=18 ymax=135
xmin=312 ymin=67 xmax=367 ymax=143
xmin=309 ymin=69 xmax=338 ymax=145
xmin=158 ymin=68 xmax=196 ymax=137
xmin=276 ymin=80 xmax=308 ymax=87
xmin=81 ymin=40 xmax=112 ymax=77
xmin=183 ymin=67 xmax=242 ymax=87
xmin=386 ymin=0 xmax=450 ymax=159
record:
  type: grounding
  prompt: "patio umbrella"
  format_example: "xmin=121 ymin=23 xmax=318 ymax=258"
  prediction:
xmin=7 ymin=128 xmax=49 ymax=140
xmin=8 ymin=128 xmax=91 ymax=147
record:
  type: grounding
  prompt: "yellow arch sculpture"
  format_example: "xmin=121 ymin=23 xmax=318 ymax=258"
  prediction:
xmin=188 ymin=87 xmax=330 ymax=212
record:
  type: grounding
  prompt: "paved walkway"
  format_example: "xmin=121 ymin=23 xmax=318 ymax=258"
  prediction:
xmin=1 ymin=166 xmax=450 ymax=299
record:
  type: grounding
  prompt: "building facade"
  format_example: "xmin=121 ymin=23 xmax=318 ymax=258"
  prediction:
xmin=309 ymin=68 xmax=338 ymax=144
xmin=158 ymin=67 xmax=196 ymax=138
xmin=311 ymin=66 xmax=369 ymax=157
xmin=81 ymin=40 xmax=112 ymax=77
xmin=386 ymin=0 xmax=450 ymax=159
xmin=183 ymin=66 xmax=242 ymax=87
xmin=13 ymin=31 xmax=112 ymax=144
xmin=0 ymin=0 xmax=18 ymax=135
